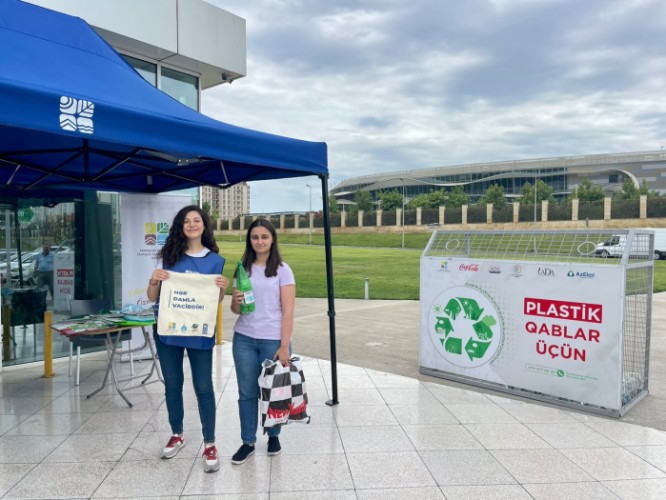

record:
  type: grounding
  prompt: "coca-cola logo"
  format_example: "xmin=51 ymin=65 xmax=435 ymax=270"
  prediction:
xmin=459 ymin=263 xmax=479 ymax=272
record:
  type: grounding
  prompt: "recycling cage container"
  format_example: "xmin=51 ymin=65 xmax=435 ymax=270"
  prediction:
xmin=419 ymin=229 xmax=654 ymax=417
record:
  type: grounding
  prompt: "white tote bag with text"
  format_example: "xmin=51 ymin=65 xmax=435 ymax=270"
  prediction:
xmin=157 ymin=271 xmax=219 ymax=338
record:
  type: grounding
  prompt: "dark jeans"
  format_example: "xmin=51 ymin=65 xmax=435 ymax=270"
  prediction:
xmin=154 ymin=334 xmax=216 ymax=443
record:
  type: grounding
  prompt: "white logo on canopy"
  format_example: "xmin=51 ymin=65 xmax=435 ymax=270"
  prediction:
xmin=59 ymin=96 xmax=94 ymax=134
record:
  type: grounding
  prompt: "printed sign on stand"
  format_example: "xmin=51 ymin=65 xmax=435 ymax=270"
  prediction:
xmin=120 ymin=193 xmax=188 ymax=359
xmin=53 ymin=252 xmax=74 ymax=313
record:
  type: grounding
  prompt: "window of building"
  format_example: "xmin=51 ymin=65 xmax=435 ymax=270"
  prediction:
xmin=122 ymin=55 xmax=157 ymax=86
xmin=609 ymin=174 xmax=619 ymax=183
xmin=161 ymin=67 xmax=199 ymax=110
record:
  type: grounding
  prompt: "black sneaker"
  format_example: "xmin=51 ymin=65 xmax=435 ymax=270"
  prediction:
xmin=267 ymin=436 xmax=281 ymax=456
xmin=231 ymin=444 xmax=255 ymax=465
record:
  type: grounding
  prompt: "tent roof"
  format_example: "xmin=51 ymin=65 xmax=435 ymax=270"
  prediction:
xmin=0 ymin=0 xmax=327 ymax=200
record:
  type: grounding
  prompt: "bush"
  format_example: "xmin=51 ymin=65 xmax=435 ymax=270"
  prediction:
xmin=329 ymin=213 xmax=341 ymax=227
xmin=611 ymin=199 xmax=640 ymax=219
xmin=548 ymin=201 xmax=572 ymax=221
xmin=404 ymin=208 xmax=417 ymax=225
xmin=346 ymin=212 xmax=359 ymax=227
xmin=362 ymin=210 xmax=376 ymax=227
xmin=578 ymin=200 xmax=604 ymax=220
xmin=493 ymin=204 xmax=514 ymax=223
xmin=648 ymin=198 xmax=666 ymax=218
xmin=446 ymin=207 xmax=462 ymax=225
xmin=467 ymin=205 xmax=487 ymax=223
xmin=284 ymin=214 xmax=296 ymax=229
xmin=421 ymin=207 xmax=439 ymax=224
xmin=519 ymin=204 xmax=542 ymax=223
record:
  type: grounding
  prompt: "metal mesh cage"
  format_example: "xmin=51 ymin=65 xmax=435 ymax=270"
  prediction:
xmin=423 ymin=229 xmax=655 ymax=265
xmin=420 ymin=228 xmax=654 ymax=417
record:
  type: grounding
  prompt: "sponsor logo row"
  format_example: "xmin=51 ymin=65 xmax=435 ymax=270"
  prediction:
xmin=438 ymin=261 xmax=596 ymax=279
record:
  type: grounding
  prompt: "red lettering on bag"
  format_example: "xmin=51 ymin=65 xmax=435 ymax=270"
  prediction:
xmin=267 ymin=407 xmax=289 ymax=420
xmin=289 ymin=402 xmax=307 ymax=415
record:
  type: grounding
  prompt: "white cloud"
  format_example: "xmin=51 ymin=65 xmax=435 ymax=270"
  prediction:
xmin=200 ymin=0 xmax=666 ymax=213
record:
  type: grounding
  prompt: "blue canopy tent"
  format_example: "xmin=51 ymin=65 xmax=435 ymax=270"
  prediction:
xmin=0 ymin=0 xmax=339 ymax=403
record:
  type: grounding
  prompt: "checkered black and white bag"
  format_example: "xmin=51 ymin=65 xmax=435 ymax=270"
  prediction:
xmin=258 ymin=356 xmax=311 ymax=431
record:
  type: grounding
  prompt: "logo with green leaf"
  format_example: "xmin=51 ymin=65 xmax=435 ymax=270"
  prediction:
xmin=428 ymin=286 xmax=502 ymax=368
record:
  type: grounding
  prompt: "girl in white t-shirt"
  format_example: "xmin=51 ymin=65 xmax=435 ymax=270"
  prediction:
xmin=229 ymin=218 xmax=295 ymax=464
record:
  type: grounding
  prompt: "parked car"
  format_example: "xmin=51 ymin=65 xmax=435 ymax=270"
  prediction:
xmin=594 ymin=229 xmax=666 ymax=260
xmin=0 ymin=245 xmax=72 ymax=281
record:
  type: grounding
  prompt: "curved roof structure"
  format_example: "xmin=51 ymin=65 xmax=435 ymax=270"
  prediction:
xmin=331 ymin=150 xmax=666 ymax=202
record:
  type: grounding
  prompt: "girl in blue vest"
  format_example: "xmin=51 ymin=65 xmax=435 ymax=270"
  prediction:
xmin=147 ymin=205 xmax=228 ymax=473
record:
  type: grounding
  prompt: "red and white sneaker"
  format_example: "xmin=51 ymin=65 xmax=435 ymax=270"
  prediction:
xmin=161 ymin=435 xmax=185 ymax=459
xmin=203 ymin=445 xmax=220 ymax=473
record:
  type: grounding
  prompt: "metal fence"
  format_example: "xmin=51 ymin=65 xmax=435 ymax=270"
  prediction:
xmin=420 ymin=229 xmax=653 ymax=417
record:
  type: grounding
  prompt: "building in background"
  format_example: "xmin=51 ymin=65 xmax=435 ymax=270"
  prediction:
xmin=201 ymin=182 xmax=250 ymax=220
xmin=331 ymin=150 xmax=666 ymax=207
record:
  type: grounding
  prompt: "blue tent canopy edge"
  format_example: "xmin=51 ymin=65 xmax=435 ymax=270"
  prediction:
xmin=0 ymin=0 xmax=328 ymax=199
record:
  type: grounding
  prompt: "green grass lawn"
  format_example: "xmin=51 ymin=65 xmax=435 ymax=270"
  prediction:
xmin=217 ymin=233 xmax=666 ymax=298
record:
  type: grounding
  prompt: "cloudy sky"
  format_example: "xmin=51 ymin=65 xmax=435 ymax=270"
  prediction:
xmin=202 ymin=0 xmax=666 ymax=213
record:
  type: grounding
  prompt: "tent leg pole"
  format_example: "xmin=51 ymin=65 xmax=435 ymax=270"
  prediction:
xmin=320 ymin=175 xmax=339 ymax=406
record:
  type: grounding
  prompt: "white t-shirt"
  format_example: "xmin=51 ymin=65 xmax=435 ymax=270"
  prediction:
xmin=233 ymin=262 xmax=295 ymax=340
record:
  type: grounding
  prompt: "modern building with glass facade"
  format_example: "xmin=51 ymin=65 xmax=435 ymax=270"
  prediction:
xmin=331 ymin=150 xmax=666 ymax=206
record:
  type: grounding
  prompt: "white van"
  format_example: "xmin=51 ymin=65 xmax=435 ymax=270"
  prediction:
xmin=595 ymin=229 xmax=666 ymax=260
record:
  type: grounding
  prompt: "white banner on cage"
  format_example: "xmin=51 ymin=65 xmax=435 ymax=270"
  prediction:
xmin=420 ymin=258 xmax=623 ymax=410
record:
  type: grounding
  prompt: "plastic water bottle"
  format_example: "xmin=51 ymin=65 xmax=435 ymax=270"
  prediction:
xmin=236 ymin=261 xmax=255 ymax=314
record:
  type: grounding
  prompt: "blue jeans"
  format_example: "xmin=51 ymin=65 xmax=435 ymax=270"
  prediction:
xmin=232 ymin=332 xmax=289 ymax=444
xmin=154 ymin=334 xmax=216 ymax=443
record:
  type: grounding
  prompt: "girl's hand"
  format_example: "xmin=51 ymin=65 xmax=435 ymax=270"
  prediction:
xmin=215 ymin=275 xmax=229 ymax=291
xmin=151 ymin=269 xmax=169 ymax=282
xmin=274 ymin=346 xmax=290 ymax=367
xmin=232 ymin=289 xmax=244 ymax=306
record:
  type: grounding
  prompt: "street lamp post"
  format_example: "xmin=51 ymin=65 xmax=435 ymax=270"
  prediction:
xmin=306 ymin=184 xmax=312 ymax=245
xmin=534 ymin=171 xmax=538 ymax=226
xmin=401 ymin=178 xmax=406 ymax=249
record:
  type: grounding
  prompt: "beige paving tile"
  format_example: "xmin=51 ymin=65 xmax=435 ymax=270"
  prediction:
xmin=526 ymin=422 xmax=617 ymax=449
xmin=92 ymin=458 xmax=194 ymax=498
xmin=492 ymin=449 xmax=593 ymax=483
xmin=421 ymin=450 xmax=516 ymax=486
xmin=402 ymin=424 xmax=483 ymax=451
xmin=523 ymin=481 xmax=620 ymax=499
xmin=0 ymin=464 xmax=35 ymax=498
xmin=6 ymin=461 xmax=114 ymax=499
xmin=441 ymin=484 xmax=534 ymax=499
xmin=339 ymin=425 xmax=413 ymax=453
xmin=356 ymin=487 xmax=445 ymax=499
xmin=348 ymin=451 xmax=436 ymax=489
xmin=563 ymin=447 xmax=666 ymax=481
xmin=444 ymin=403 xmax=519 ymax=424
xmin=602 ymin=478 xmax=666 ymax=499
xmin=464 ymin=423 xmax=550 ymax=450
xmin=270 ymin=453 xmax=353 ymax=491
xmin=389 ymin=402 xmax=459 ymax=425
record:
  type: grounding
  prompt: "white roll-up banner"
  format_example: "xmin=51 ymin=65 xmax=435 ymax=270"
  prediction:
xmin=120 ymin=194 xmax=189 ymax=359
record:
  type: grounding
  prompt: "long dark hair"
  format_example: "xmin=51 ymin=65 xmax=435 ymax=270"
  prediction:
xmin=237 ymin=218 xmax=283 ymax=278
xmin=157 ymin=205 xmax=218 ymax=268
